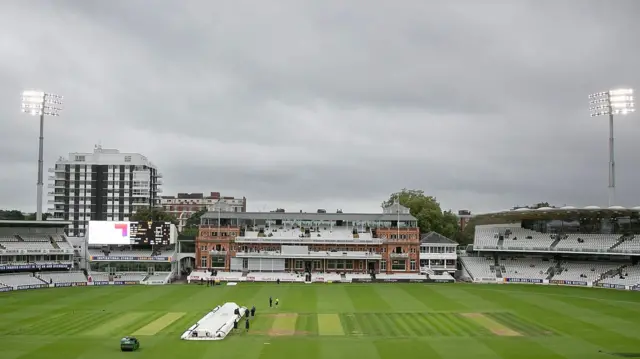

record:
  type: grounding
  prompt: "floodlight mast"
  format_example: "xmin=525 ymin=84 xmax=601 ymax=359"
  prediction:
xmin=21 ymin=90 xmax=63 ymax=221
xmin=588 ymin=88 xmax=635 ymax=207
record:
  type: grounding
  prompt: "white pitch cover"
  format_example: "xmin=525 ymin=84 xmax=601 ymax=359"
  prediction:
xmin=181 ymin=303 xmax=247 ymax=341
xmin=87 ymin=220 xmax=131 ymax=245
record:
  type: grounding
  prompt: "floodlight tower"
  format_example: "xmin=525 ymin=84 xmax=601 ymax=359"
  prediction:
xmin=589 ymin=88 xmax=635 ymax=207
xmin=21 ymin=90 xmax=63 ymax=221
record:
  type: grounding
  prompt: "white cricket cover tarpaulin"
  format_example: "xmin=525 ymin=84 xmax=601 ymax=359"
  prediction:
xmin=180 ymin=302 xmax=247 ymax=341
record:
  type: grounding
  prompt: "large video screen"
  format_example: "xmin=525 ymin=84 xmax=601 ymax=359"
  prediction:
xmin=88 ymin=221 xmax=131 ymax=245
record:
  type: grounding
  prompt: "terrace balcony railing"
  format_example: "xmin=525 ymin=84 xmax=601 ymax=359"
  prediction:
xmin=234 ymin=237 xmax=384 ymax=245
xmin=234 ymin=250 xmax=382 ymax=260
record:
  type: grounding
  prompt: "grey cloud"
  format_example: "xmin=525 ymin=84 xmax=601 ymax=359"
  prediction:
xmin=1 ymin=0 xmax=640 ymax=214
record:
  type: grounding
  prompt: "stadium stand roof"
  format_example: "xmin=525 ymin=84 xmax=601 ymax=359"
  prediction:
xmin=0 ymin=220 xmax=71 ymax=228
xmin=474 ymin=206 xmax=640 ymax=221
xmin=420 ymin=232 xmax=458 ymax=245
xmin=201 ymin=211 xmax=416 ymax=221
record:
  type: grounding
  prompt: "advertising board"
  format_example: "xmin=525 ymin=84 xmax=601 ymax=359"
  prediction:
xmin=504 ymin=278 xmax=543 ymax=284
xmin=550 ymin=280 xmax=587 ymax=286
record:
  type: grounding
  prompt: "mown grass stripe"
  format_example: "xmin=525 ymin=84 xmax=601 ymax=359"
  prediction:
xmin=415 ymin=313 xmax=439 ymax=336
xmin=449 ymin=313 xmax=490 ymax=337
xmin=383 ymin=313 xmax=411 ymax=337
xmin=159 ymin=312 xmax=204 ymax=335
xmin=374 ymin=313 xmax=401 ymax=337
xmin=133 ymin=312 xmax=185 ymax=336
xmin=271 ymin=313 xmax=297 ymax=334
xmin=439 ymin=313 xmax=468 ymax=336
xmin=436 ymin=313 xmax=466 ymax=336
xmin=358 ymin=313 xmax=382 ymax=336
xmin=486 ymin=312 xmax=535 ymax=336
xmin=39 ymin=311 xmax=115 ymax=336
xmin=317 ymin=314 xmax=344 ymax=336
xmin=86 ymin=312 xmax=148 ymax=336
xmin=3 ymin=311 xmax=69 ymax=335
xmin=295 ymin=313 xmax=318 ymax=335
xmin=487 ymin=312 xmax=554 ymax=337
xmin=443 ymin=313 xmax=479 ymax=337
xmin=339 ymin=314 xmax=357 ymax=336
xmin=397 ymin=313 xmax=424 ymax=337
xmin=0 ymin=310 xmax=67 ymax=334
xmin=425 ymin=313 xmax=454 ymax=336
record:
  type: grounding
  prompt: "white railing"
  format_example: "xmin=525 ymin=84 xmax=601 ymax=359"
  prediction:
xmin=234 ymin=237 xmax=384 ymax=244
xmin=235 ymin=251 xmax=382 ymax=259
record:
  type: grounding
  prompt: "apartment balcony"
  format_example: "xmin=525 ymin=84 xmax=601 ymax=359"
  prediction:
xmin=389 ymin=253 xmax=409 ymax=258
xmin=48 ymin=183 xmax=65 ymax=189
xmin=47 ymin=199 xmax=65 ymax=204
xmin=156 ymin=172 xmax=163 ymax=178
xmin=209 ymin=250 xmax=227 ymax=256
xmin=47 ymin=207 xmax=65 ymax=213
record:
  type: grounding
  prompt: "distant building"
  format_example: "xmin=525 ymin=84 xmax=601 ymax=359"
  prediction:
xmin=195 ymin=202 xmax=423 ymax=274
xmin=457 ymin=210 xmax=472 ymax=231
xmin=48 ymin=146 xmax=162 ymax=237
xmin=161 ymin=192 xmax=246 ymax=231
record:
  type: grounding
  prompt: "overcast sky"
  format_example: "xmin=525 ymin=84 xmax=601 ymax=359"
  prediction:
xmin=1 ymin=1 xmax=639 ymax=215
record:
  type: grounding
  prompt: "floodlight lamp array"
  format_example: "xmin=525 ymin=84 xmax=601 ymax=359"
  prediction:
xmin=21 ymin=90 xmax=63 ymax=116
xmin=588 ymin=89 xmax=634 ymax=117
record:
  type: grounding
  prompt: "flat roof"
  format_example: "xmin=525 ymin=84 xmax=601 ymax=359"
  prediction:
xmin=201 ymin=211 xmax=416 ymax=222
xmin=474 ymin=206 xmax=640 ymax=222
xmin=0 ymin=220 xmax=71 ymax=228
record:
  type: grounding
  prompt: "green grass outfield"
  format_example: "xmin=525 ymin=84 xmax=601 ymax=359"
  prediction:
xmin=0 ymin=283 xmax=639 ymax=359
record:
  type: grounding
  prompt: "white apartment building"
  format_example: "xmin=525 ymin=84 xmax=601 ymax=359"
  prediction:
xmin=161 ymin=192 xmax=246 ymax=231
xmin=47 ymin=145 xmax=162 ymax=236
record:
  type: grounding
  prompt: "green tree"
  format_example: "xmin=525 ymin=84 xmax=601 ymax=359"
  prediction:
xmin=181 ymin=208 xmax=207 ymax=236
xmin=185 ymin=209 xmax=207 ymax=229
xmin=0 ymin=210 xmax=25 ymax=220
xmin=382 ymin=189 xmax=460 ymax=239
xmin=130 ymin=207 xmax=178 ymax=224
xmin=456 ymin=219 xmax=476 ymax=246
xmin=24 ymin=212 xmax=51 ymax=221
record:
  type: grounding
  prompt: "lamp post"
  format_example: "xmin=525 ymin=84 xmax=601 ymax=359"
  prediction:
xmin=21 ymin=90 xmax=63 ymax=221
xmin=589 ymin=88 xmax=635 ymax=207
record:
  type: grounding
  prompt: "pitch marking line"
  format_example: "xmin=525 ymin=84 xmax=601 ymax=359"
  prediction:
xmin=461 ymin=313 xmax=522 ymax=337
xmin=133 ymin=312 xmax=186 ymax=336
xmin=86 ymin=312 xmax=148 ymax=336
xmin=317 ymin=314 xmax=345 ymax=336
xmin=268 ymin=313 xmax=298 ymax=336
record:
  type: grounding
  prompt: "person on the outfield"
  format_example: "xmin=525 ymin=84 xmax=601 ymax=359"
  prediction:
xmin=269 ymin=296 xmax=273 ymax=307
xmin=245 ymin=318 xmax=250 ymax=332
xmin=251 ymin=305 xmax=256 ymax=317
xmin=275 ymin=298 xmax=279 ymax=307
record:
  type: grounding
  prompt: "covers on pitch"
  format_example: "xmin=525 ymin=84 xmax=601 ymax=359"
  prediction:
xmin=180 ymin=302 xmax=247 ymax=341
